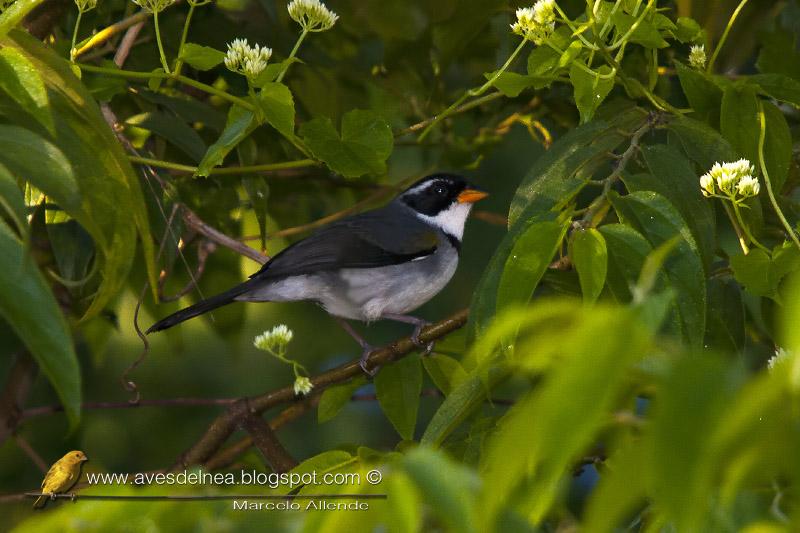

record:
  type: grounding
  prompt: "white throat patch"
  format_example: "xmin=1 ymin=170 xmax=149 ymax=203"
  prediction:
xmin=414 ymin=202 xmax=473 ymax=240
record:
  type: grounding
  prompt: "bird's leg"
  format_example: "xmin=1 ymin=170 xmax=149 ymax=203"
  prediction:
xmin=48 ymin=492 xmax=56 ymax=501
xmin=70 ymin=493 xmax=77 ymax=502
xmin=334 ymin=317 xmax=379 ymax=377
xmin=381 ymin=314 xmax=434 ymax=355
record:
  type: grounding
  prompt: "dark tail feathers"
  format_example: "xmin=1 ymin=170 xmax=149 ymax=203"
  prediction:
xmin=146 ymin=282 xmax=254 ymax=334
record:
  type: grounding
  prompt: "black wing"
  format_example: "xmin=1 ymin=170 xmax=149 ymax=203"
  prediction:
xmin=250 ymin=203 xmax=439 ymax=281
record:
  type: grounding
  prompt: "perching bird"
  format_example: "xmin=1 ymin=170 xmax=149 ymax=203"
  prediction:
xmin=148 ymin=174 xmax=488 ymax=374
xmin=33 ymin=450 xmax=88 ymax=509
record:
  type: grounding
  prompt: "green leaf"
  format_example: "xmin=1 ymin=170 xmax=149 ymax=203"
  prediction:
xmin=375 ymin=355 xmax=423 ymax=440
xmin=557 ymin=40 xmax=583 ymax=68
xmin=569 ymin=228 xmax=607 ymax=303
xmin=750 ymin=73 xmax=800 ymax=108
xmin=599 ymin=224 xmax=656 ymax=303
xmin=0 ymin=162 xmax=26 ymax=233
xmin=527 ymin=45 xmax=560 ymax=77
xmin=508 ymin=107 xmax=646 ymax=226
xmin=5 ymin=30 xmax=159 ymax=317
xmin=0 ymin=125 xmax=80 ymax=211
xmin=612 ymin=11 xmax=669 ymax=48
xmin=178 ymin=43 xmax=225 ymax=71
xmin=300 ymin=110 xmax=393 ymax=178
xmin=609 ymin=191 xmax=706 ymax=347
xmin=674 ymin=61 xmax=721 ymax=124
xmin=756 ymin=27 xmax=800 ymax=81
xmin=252 ymin=58 xmax=300 ymax=87
xmin=667 ymin=114 xmax=737 ymax=171
xmin=729 ymin=244 xmax=800 ymax=301
xmin=126 ymin=111 xmax=207 ymax=162
xmin=0 ymin=223 xmax=80 ymax=428
xmin=402 ymin=447 xmax=480 ymax=533
xmin=703 ymin=278 xmax=744 ymax=352
xmin=761 ymin=100 xmax=792 ymax=195
xmin=672 ymin=16 xmax=703 ymax=43
xmin=256 ymin=82 xmax=295 ymax=139
xmin=195 ymin=105 xmax=256 ymax=177
xmin=483 ymin=71 xmax=552 ymax=97
xmin=569 ymin=64 xmax=614 ymax=123
xmin=422 ymin=354 xmax=468 ymax=396
xmin=628 ymin=143 xmax=716 ymax=271
xmin=0 ymin=47 xmax=54 ymax=134
xmin=480 ymin=306 xmax=651 ymax=526
xmin=317 ymin=377 xmax=366 ymax=423
xmin=720 ymin=83 xmax=759 ymax=163
xmin=0 ymin=0 xmax=47 ymax=39
xmin=280 ymin=450 xmax=356 ymax=495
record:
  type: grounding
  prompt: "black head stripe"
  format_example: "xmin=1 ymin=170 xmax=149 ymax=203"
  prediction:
xmin=399 ymin=173 xmax=470 ymax=216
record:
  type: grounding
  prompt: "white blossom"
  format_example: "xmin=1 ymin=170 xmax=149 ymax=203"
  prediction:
xmin=699 ymin=173 xmax=715 ymax=197
xmin=736 ymin=175 xmax=760 ymax=197
xmin=293 ymin=376 xmax=314 ymax=396
xmin=224 ymin=38 xmax=273 ymax=79
xmin=689 ymin=44 xmax=706 ymax=69
xmin=287 ymin=0 xmax=339 ymax=32
xmin=131 ymin=0 xmax=175 ymax=13
xmin=511 ymin=0 xmax=557 ymax=45
xmin=700 ymin=159 xmax=757 ymax=198
xmin=254 ymin=324 xmax=294 ymax=352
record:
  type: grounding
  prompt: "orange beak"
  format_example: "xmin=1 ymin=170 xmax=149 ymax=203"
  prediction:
xmin=457 ymin=188 xmax=489 ymax=204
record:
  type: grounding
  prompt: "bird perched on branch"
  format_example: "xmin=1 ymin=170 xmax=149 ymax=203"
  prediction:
xmin=33 ymin=450 xmax=88 ymax=509
xmin=147 ymin=174 xmax=488 ymax=375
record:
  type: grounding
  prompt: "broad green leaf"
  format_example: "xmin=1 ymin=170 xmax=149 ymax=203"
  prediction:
xmin=402 ymin=447 xmax=480 ymax=533
xmin=508 ymin=107 xmax=646 ymax=226
xmin=496 ymin=219 xmax=568 ymax=315
xmin=598 ymin=224 xmax=653 ymax=302
xmin=386 ymin=472 xmax=422 ymax=533
xmin=729 ymin=244 xmax=800 ymax=301
xmin=257 ymin=82 xmax=295 ymax=139
xmin=610 ymin=191 xmax=706 ymax=347
xmin=480 ymin=306 xmax=651 ymax=526
xmin=781 ymin=273 xmax=800 ymax=362
xmin=0 ymin=223 xmax=80 ymax=428
xmin=569 ymin=64 xmax=614 ymax=123
xmin=300 ymin=110 xmax=393 ymax=178
xmin=126 ymin=111 xmax=207 ymax=162
xmin=612 ymin=11 xmax=669 ymax=48
xmin=756 ymin=27 xmax=800 ymax=81
xmin=5 ymin=30 xmax=159 ymax=317
xmin=672 ymin=16 xmax=703 ymax=43
xmin=252 ymin=58 xmax=300 ymax=87
xmin=667 ymin=114 xmax=737 ymax=170
xmin=484 ymin=71 xmax=551 ymax=97
xmin=569 ymin=228 xmax=607 ymax=303
xmin=0 ymin=163 xmax=26 ymax=233
xmin=628 ymin=143 xmax=716 ymax=271
xmin=557 ymin=40 xmax=583 ymax=69
xmin=195 ymin=105 xmax=256 ymax=177
xmin=375 ymin=354 xmax=423 ymax=440
xmin=750 ymin=73 xmax=800 ymax=108
xmin=0 ymin=47 xmax=54 ymax=133
xmin=704 ymin=278 xmax=744 ymax=353
xmin=0 ymin=0 xmax=46 ymax=38
xmin=178 ymin=43 xmax=225 ymax=71
xmin=720 ymin=83 xmax=759 ymax=163
xmin=527 ymin=45 xmax=560 ymax=77
xmin=136 ymin=90 xmax=227 ymax=132
xmin=675 ymin=61 xmax=721 ymax=124
xmin=423 ymin=354 xmax=468 ymax=396
xmin=761 ymin=100 xmax=791 ymax=195
xmin=317 ymin=377 xmax=366 ymax=423
xmin=283 ymin=450 xmax=356 ymax=494
xmin=0 ymin=125 xmax=80 ymax=212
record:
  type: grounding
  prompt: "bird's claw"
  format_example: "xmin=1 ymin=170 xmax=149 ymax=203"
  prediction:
xmin=48 ymin=492 xmax=56 ymax=501
xmin=359 ymin=346 xmax=379 ymax=377
xmin=411 ymin=323 xmax=435 ymax=356
xmin=69 ymin=493 xmax=77 ymax=502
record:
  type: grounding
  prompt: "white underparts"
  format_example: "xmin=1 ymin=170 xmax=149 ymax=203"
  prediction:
xmin=414 ymin=202 xmax=472 ymax=240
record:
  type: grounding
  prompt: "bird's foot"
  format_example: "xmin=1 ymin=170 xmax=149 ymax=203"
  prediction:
xmin=69 ymin=493 xmax=77 ymax=502
xmin=359 ymin=345 xmax=379 ymax=377
xmin=48 ymin=492 xmax=56 ymax=501
xmin=411 ymin=322 xmax=435 ymax=356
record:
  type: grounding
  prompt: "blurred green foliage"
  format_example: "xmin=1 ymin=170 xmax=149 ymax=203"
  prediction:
xmin=1 ymin=0 xmax=800 ymax=531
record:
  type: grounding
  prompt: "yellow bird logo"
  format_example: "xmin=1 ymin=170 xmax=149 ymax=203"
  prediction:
xmin=33 ymin=450 xmax=88 ymax=509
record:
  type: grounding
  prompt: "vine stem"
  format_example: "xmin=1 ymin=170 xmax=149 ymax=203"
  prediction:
xmin=757 ymin=103 xmax=800 ymax=252
xmin=418 ymin=37 xmax=528 ymax=141
xmin=152 ymin=10 xmax=171 ymax=74
xmin=706 ymin=0 xmax=750 ymax=73
xmin=276 ymin=28 xmax=309 ymax=83
xmin=171 ymin=3 xmax=196 ymax=77
xmin=77 ymin=64 xmax=256 ymax=111
xmin=732 ymin=201 xmax=769 ymax=253
xmin=128 ymin=155 xmax=317 ymax=174
xmin=69 ymin=10 xmax=83 ymax=62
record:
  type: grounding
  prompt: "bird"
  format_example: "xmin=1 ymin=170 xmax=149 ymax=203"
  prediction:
xmin=33 ymin=450 xmax=88 ymax=509
xmin=147 ymin=173 xmax=488 ymax=375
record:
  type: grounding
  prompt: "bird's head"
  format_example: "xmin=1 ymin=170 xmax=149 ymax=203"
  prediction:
xmin=398 ymin=173 xmax=488 ymax=240
xmin=64 ymin=450 xmax=89 ymax=463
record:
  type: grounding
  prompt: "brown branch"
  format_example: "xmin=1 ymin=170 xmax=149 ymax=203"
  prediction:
xmin=172 ymin=308 xmax=469 ymax=470
xmin=157 ymin=240 xmax=216 ymax=302
xmin=19 ymin=397 xmax=238 ymax=422
xmin=13 ymin=434 xmax=48 ymax=473
xmin=239 ymin=408 xmax=298 ymax=473
xmin=0 ymin=352 xmax=37 ymax=445
xmin=182 ymin=207 xmax=268 ymax=265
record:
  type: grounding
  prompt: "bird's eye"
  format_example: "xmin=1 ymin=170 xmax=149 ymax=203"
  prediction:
xmin=434 ymin=185 xmax=447 ymax=196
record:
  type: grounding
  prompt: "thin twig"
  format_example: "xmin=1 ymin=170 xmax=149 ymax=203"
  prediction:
xmin=13 ymin=434 xmax=48 ymax=473
xmin=182 ymin=207 xmax=268 ymax=264
xmin=19 ymin=397 xmax=238 ymax=422
xmin=157 ymin=240 xmax=216 ymax=302
xmin=73 ymin=11 xmax=151 ymax=59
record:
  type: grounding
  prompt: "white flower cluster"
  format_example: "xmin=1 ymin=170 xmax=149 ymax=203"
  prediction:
xmin=293 ymin=376 xmax=314 ymax=396
xmin=700 ymin=159 xmax=760 ymax=200
xmin=288 ymin=0 xmax=339 ymax=32
xmin=131 ymin=0 xmax=175 ymax=13
xmin=224 ymin=38 xmax=273 ymax=79
xmin=254 ymin=324 xmax=294 ymax=352
xmin=511 ymin=0 xmax=557 ymax=45
xmin=689 ymin=44 xmax=706 ymax=69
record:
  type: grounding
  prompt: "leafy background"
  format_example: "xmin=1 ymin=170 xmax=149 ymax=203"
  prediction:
xmin=1 ymin=0 xmax=800 ymax=531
